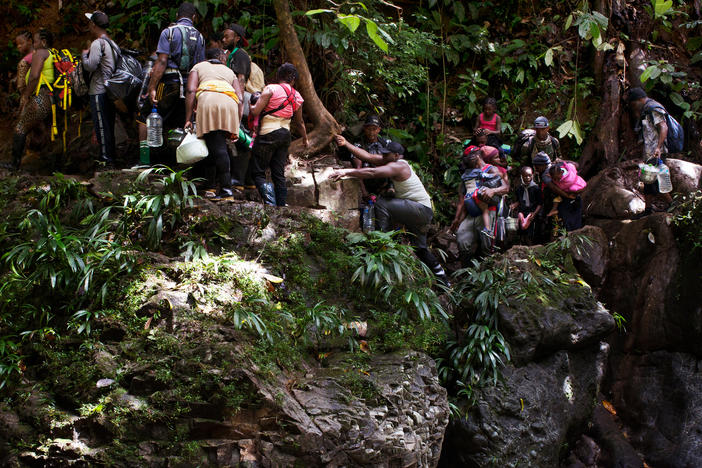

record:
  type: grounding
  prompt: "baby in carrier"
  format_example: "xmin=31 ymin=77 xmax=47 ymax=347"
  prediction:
xmin=547 ymin=161 xmax=587 ymax=216
xmin=461 ymin=149 xmax=503 ymax=239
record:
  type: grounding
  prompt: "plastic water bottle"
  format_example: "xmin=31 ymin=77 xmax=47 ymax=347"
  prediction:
xmin=657 ymin=163 xmax=673 ymax=193
xmin=362 ymin=198 xmax=375 ymax=233
xmin=146 ymin=107 xmax=163 ymax=147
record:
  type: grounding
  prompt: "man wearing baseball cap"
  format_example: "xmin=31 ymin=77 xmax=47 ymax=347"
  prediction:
xmin=520 ymin=115 xmax=561 ymax=164
xmin=221 ymin=24 xmax=250 ymax=91
xmin=82 ymin=11 xmax=118 ymax=165
xmin=332 ymin=135 xmax=449 ymax=284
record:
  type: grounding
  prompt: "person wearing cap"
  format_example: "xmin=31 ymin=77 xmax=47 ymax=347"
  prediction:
xmin=349 ymin=114 xmax=392 ymax=197
xmin=332 ymin=135 xmax=449 ymax=284
xmin=627 ymin=86 xmax=673 ymax=215
xmin=82 ymin=11 xmax=118 ymax=165
xmin=450 ymin=147 xmax=510 ymax=264
xmin=520 ymin=116 xmax=561 ymax=164
xmin=221 ymin=24 xmax=251 ymax=91
xmin=137 ymin=2 xmax=205 ymax=160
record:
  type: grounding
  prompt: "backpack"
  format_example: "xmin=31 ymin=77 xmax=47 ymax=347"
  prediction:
xmin=246 ymin=61 xmax=265 ymax=93
xmin=102 ymin=38 xmax=143 ymax=102
xmin=510 ymin=129 xmax=535 ymax=163
xmin=167 ymin=24 xmax=203 ymax=73
xmin=642 ymin=99 xmax=684 ymax=154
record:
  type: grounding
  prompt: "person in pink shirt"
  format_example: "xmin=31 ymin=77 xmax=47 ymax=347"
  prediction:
xmin=15 ymin=31 xmax=34 ymax=110
xmin=547 ymin=161 xmax=587 ymax=217
xmin=474 ymin=97 xmax=502 ymax=147
xmin=249 ymin=63 xmax=308 ymax=206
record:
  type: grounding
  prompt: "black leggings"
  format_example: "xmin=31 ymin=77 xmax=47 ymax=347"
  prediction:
xmin=251 ymin=128 xmax=291 ymax=205
xmin=203 ymin=130 xmax=232 ymax=190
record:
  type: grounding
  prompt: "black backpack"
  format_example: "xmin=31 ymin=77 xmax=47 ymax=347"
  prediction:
xmin=102 ymin=38 xmax=143 ymax=102
xmin=167 ymin=24 xmax=203 ymax=73
xmin=511 ymin=129 xmax=535 ymax=163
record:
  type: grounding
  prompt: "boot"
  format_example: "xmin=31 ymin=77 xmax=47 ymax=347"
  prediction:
xmin=11 ymin=133 xmax=26 ymax=170
xmin=258 ymin=182 xmax=276 ymax=206
xmin=274 ymin=185 xmax=287 ymax=207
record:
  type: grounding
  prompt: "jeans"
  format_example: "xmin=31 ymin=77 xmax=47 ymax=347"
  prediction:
xmin=89 ymin=93 xmax=116 ymax=161
xmin=203 ymin=130 xmax=232 ymax=190
xmin=375 ymin=197 xmax=445 ymax=276
xmin=252 ymin=128 xmax=291 ymax=206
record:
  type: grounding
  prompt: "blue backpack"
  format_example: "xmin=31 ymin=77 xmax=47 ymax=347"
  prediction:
xmin=642 ymin=99 xmax=684 ymax=153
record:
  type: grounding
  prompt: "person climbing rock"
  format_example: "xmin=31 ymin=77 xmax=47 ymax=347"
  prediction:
xmin=138 ymin=2 xmax=205 ymax=161
xmin=332 ymin=135 xmax=448 ymax=284
xmin=249 ymin=63 xmax=307 ymax=206
xmin=344 ymin=114 xmax=392 ymax=198
xmin=184 ymin=48 xmax=244 ymax=199
xmin=627 ymin=87 xmax=674 ymax=216
xmin=450 ymin=148 xmax=510 ymax=264
xmin=547 ymin=161 xmax=586 ymax=231
xmin=510 ymin=166 xmax=542 ymax=244
xmin=82 ymin=11 xmax=118 ymax=166
xmin=7 ymin=29 xmax=55 ymax=171
xmin=521 ymin=116 xmax=561 ymax=165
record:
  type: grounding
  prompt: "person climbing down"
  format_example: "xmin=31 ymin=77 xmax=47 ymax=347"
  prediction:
xmin=15 ymin=31 xmax=34 ymax=112
xmin=474 ymin=97 xmax=502 ymax=148
xmin=509 ymin=166 xmax=542 ymax=244
xmin=331 ymin=136 xmax=449 ymax=284
xmin=521 ymin=116 xmax=561 ymax=165
xmin=627 ymin=87 xmax=674 ymax=216
xmin=82 ymin=11 xmax=118 ymax=166
xmin=546 ymin=161 xmax=586 ymax=217
xmin=458 ymin=148 xmax=504 ymax=243
xmin=184 ymin=48 xmax=244 ymax=199
xmin=7 ymin=29 xmax=54 ymax=171
xmin=249 ymin=63 xmax=307 ymax=206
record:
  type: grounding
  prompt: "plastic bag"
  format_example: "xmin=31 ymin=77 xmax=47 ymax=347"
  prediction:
xmin=103 ymin=41 xmax=143 ymax=101
xmin=176 ymin=130 xmax=208 ymax=165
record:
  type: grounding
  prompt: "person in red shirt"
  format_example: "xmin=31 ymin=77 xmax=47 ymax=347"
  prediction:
xmin=474 ymin=97 xmax=502 ymax=147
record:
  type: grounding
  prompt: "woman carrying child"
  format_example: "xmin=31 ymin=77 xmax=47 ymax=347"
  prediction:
xmin=547 ymin=161 xmax=586 ymax=231
xmin=457 ymin=147 xmax=504 ymax=243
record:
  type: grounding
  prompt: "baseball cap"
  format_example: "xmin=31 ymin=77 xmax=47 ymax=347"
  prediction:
xmin=85 ymin=11 xmax=109 ymax=28
xmin=226 ymin=24 xmax=249 ymax=48
xmin=363 ymin=114 xmax=381 ymax=127
xmin=379 ymin=141 xmax=405 ymax=155
xmin=534 ymin=116 xmax=549 ymax=128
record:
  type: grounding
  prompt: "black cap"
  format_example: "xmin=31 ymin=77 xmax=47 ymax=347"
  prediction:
xmin=627 ymin=87 xmax=647 ymax=102
xmin=226 ymin=24 xmax=249 ymax=47
xmin=379 ymin=141 xmax=404 ymax=155
xmin=85 ymin=11 xmax=109 ymax=28
xmin=363 ymin=114 xmax=381 ymax=127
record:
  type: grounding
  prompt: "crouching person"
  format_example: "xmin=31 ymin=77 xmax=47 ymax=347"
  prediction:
xmin=331 ymin=135 xmax=448 ymax=284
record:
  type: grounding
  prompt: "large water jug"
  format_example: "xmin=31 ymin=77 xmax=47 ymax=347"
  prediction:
xmin=362 ymin=198 xmax=375 ymax=233
xmin=146 ymin=107 xmax=163 ymax=147
xmin=657 ymin=163 xmax=673 ymax=193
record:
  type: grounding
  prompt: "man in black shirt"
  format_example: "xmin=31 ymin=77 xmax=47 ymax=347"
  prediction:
xmin=221 ymin=23 xmax=250 ymax=91
xmin=349 ymin=114 xmax=391 ymax=197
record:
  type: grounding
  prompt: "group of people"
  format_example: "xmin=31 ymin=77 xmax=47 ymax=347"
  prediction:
xmin=8 ymin=2 xmax=304 ymax=206
xmin=6 ymin=4 xmax=677 ymax=283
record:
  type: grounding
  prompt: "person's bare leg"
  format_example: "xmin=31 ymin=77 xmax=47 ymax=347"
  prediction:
xmin=547 ymin=202 xmax=560 ymax=217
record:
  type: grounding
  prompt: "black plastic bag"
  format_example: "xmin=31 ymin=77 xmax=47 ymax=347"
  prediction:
xmin=103 ymin=40 xmax=143 ymax=101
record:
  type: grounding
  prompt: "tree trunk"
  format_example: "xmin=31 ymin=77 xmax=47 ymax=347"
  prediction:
xmin=273 ymin=0 xmax=341 ymax=156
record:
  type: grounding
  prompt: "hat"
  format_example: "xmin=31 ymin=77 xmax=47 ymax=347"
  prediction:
xmin=379 ymin=141 xmax=405 ymax=155
xmin=532 ymin=151 xmax=551 ymax=166
xmin=463 ymin=145 xmax=479 ymax=156
xmin=226 ymin=24 xmax=249 ymax=48
xmin=533 ymin=116 xmax=549 ymax=128
xmin=363 ymin=114 xmax=381 ymax=127
xmin=627 ymin=87 xmax=647 ymax=103
xmin=85 ymin=11 xmax=109 ymax=28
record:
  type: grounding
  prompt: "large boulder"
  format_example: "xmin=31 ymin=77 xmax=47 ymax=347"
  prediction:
xmin=608 ymin=351 xmax=702 ymax=468
xmin=441 ymin=345 xmax=611 ymax=468
xmin=667 ymin=158 xmax=702 ymax=194
xmin=285 ymin=157 xmax=362 ymax=212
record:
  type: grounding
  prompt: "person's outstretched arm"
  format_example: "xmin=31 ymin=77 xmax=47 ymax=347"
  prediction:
xmin=334 ymin=135 xmax=384 ymax=166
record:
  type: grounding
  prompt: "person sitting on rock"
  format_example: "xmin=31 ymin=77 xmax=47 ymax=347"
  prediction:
xmin=450 ymin=148 xmax=510 ymax=264
xmin=627 ymin=87 xmax=673 ymax=216
xmin=547 ymin=161 xmax=586 ymax=231
xmin=510 ymin=166 xmax=542 ymax=244
xmin=331 ymin=135 xmax=448 ymax=284
xmin=474 ymin=97 xmax=502 ymax=148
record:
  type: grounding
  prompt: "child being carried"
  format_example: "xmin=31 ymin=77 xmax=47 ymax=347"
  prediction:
xmin=461 ymin=148 xmax=504 ymax=240
xmin=547 ymin=161 xmax=587 ymax=217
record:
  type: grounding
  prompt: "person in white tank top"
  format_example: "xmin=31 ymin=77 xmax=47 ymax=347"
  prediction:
xmin=332 ymin=135 xmax=448 ymax=284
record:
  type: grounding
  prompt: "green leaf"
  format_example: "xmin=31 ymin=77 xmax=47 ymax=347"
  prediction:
xmin=556 ymin=120 xmax=574 ymax=139
xmin=654 ymin=0 xmax=674 ymax=18
xmin=305 ymin=9 xmax=332 ymax=16
xmin=565 ymin=14 xmax=573 ymax=30
xmin=572 ymin=120 xmax=584 ymax=145
xmin=337 ymin=14 xmax=361 ymax=33
xmin=365 ymin=19 xmax=388 ymax=52
xmin=544 ymin=48 xmax=554 ymax=67
xmin=640 ymin=66 xmax=653 ymax=82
